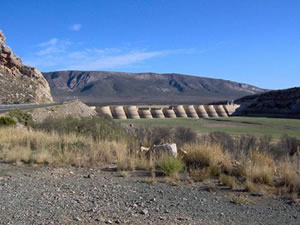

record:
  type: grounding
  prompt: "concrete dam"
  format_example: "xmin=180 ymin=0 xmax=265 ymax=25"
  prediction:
xmin=96 ymin=104 xmax=240 ymax=119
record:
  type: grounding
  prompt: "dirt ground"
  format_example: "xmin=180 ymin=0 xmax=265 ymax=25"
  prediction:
xmin=0 ymin=162 xmax=299 ymax=225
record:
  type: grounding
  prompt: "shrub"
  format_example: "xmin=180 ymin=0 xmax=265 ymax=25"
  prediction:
xmin=219 ymin=174 xmax=237 ymax=189
xmin=207 ymin=132 xmax=235 ymax=152
xmin=116 ymin=148 xmax=135 ymax=171
xmin=237 ymin=135 xmax=257 ymax=154
xmin=157 ymin=156 xmax=185 ymax=176
xmin=189 ymin=168 xmax=211 ymax=182
xmin=8 ymin=109 xmax=33 ymax=126
xmin=228 ymin=193 xmax=253 ymax=205
xmin=149 ymin=127 xmax=174 ymax=145
xmin=174 ymin=127 xmax=198 ymax=147
xmin=183 ymin=143 xmax=232 ymax=173
xmin=244 ymin=179 xmax=266 ymax=195
xmin=248 ymin=165 xmax=273 ymax=185
xmin=130 ymin=126 xmax=198 ymax=147
xmin=276 ymin=159 xmax=300 ymax=193
xmin=0 ymin=117 xmax=16 ymax=127
xmin=244 ymin=179 xmax=257 ymax=193
xmin=258 ymin=135 xmax=273 ymax=153
xmin=33 ymin=115 xmax=132 ymax=142
xmin=0 ymin=126 xmax=127 ymax=167
xmin=277 ymin=134 xmax=300 ymax=156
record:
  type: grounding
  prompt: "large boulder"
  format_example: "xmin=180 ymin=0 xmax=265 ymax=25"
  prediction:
xmin=0 ymin=30 xmax=53 ymax=104
xmin=146 ymin=143 xmax=178 ymax=159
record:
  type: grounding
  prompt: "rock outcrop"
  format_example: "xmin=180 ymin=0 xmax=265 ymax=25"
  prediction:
xmin=234 ymin=87 xmax=300 ymax=118
xmin=0 ymin=30 xmax=53 ymax=104
xmin=31 ymin=100 xmax=97 ymax=122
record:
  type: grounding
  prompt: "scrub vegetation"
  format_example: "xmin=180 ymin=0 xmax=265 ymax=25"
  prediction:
xmin=0 ymin=112 xmax=299 ymax=200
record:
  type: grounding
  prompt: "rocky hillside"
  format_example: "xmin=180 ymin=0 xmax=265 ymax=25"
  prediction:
xmin=235 ymin=87 xmax=300 ymax=118
xmin=0 ymin=31 xmax=53 ymax=104
xmin=31 ymin=100 xmax=96 ymax=122
xmin=43 ymin=71 xmax=265 ymax=105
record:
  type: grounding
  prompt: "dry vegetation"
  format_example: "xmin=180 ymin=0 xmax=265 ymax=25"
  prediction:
xmin=0 ymin=127 xmax=127 ymax=167
xmin=182 ymin=139 xmax=300 ymax=199
xmin=0 ymin=113 xmax=299 ymax=200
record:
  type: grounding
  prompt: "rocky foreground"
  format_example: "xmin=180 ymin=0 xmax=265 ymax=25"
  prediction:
xmin=0 ymin=163 xmax=299 ymax=225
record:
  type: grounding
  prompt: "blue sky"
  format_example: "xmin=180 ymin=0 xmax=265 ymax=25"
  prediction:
xmin=0 ymin=0 xmax=300 ymax=89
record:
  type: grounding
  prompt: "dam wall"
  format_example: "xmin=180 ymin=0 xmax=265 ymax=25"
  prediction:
xmin=97 ymin=104 xmax=240 ymax=119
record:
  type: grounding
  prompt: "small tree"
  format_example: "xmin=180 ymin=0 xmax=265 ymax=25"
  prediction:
xmin=0 ymin=117 xmax=16 ymax=127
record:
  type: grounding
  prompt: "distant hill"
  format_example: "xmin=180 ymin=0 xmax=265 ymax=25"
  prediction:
xmin=43 ymin=71 xmax=266 ymax=105
xmin=235 ymin=87 xmax=300 ymax=118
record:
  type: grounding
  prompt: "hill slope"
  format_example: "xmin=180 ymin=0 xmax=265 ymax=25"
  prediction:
xmin=235 ymin=87 xmax=300 ymax=118
xmin=0 ymin=30 xmax=53 ymax=104
xmin=43 ymin=71 xmax=265 ymax=105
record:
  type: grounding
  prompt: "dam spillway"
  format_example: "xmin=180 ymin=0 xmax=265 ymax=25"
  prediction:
xmin=174 ymin=105 xmax=188 ymax=118
xmin=96 ymin=104 xmax=240 ymax=119
xmin=124 ymin=106 xmax=140 ymax=119
xmin=151 ymin=108 xmax=165 ymax=118
xmin=194 ymin=105 xmax=209 ymax=118
xmin=184 ymin=105 xmax=199 ymax=119
xmin=138 ymin=107 xmax=153 ymax=119
xmin=214 ymin=105 xmax=228 ymax=117
xmin=163 ymin=108 xmax=177 ymax=118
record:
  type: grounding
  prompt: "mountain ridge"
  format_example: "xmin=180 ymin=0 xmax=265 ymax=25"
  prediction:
xmin=43 ymin=70 xmax=266 ymax=105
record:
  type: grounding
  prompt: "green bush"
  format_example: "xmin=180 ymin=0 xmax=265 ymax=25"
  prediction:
xmin=8 ymin=109 xmax=33 ymax=127
xmin=0 ymin=117 xmax=16 ymax=127
xmin=131 ymin=126 xmax=198 ymax=147
xmin=129 ymin=126 xmax=174 ymax=146
xmin=33 ymin=115 xmax=134 ymax=142
xmin=175 ymin=127 xmax=198 ymax=147
xmin=158 ymin=156 xmax=185 ymax=176
xmin=207 ymin=132 xmax=235 ymax=152
xmin=149 ymin=127 xmax=174 ymax=145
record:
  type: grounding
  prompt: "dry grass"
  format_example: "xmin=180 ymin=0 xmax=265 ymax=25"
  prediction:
xmin=143 ymin=176 xmax=157 ymax=184
xmin=244 ymin=152 xmax=274 ymax=185
xmin=247 ymin=165 xmax=273 ymax=185
xmin=119 ymin=171 xmax=129 ymax=177
xmin=227 ymin=193 xmax=253 ymax=205
xmin=183 ymin=143 xmax=232 ymax=173
xmin=1 ymin=126 xmax=299 ymax=200
xmin=290 ymin=192 xmax=300 ymax=203
xmin=0 ymin=127 xmax=126 ymax=167
xmin=135 ymin=157 xmax=155 ymax=171
xmin=276 ymin=159 xmax=300 ymax=193
xmin=244 ymin=179 xmax=269 ymax=196
xmin=116 ymin=152 xmax=157 ymax=172
xmin=219 ymin=174 xmax=237 ymax=189
xmin=189 ymin=168 xmax=211 ymax=182
xmin=205 ymin=183 xmax=217 ymax=192
xmin=116 ymin=148 xmax=135 ymax=171
xmin=183 ymin=142 xmax=300 ymax=198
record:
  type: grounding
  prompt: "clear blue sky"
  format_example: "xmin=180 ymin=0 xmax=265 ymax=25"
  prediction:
xmin=1 ymin=0 xmax=299 ymax=89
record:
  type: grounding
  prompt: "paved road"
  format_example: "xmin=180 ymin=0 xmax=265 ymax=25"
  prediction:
xmin=0 ymin=102 xmax=66 ymax=113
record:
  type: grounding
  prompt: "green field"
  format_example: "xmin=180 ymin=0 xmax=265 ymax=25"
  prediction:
xmin=118 ymin=116 xmax=300 ymax=138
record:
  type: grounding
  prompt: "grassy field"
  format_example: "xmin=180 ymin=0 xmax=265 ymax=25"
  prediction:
xmin=118 ymin=116 xmax=300 ymax=138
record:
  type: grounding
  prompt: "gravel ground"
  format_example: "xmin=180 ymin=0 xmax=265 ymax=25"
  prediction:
xmin=0 ymin=162 xmax=299 ymax=225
